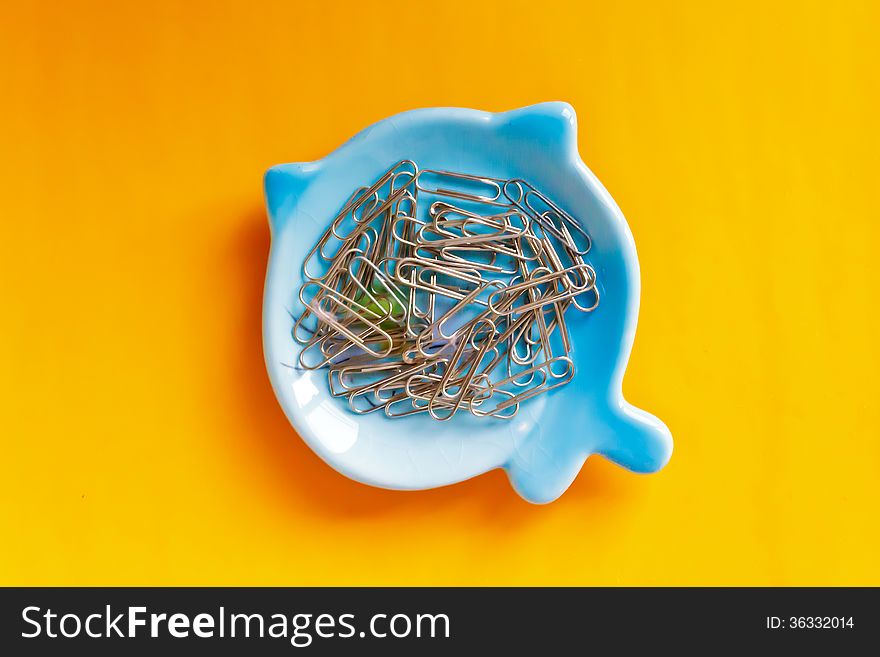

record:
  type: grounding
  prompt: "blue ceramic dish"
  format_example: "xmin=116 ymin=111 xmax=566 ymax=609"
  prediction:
xmin=263 ymin=102 xmax=672 ymax=503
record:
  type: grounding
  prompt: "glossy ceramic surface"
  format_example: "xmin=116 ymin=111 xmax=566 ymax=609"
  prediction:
xmin=262 ymin=102 xmax=672 ymax=503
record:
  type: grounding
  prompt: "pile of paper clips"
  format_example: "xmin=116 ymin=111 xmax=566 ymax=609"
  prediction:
xmin=292 ymin=160 xmax=599 ymax=420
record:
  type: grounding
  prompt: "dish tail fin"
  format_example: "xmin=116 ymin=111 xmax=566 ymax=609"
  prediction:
xmin=505 ymin=402 xmax=672 ymax=503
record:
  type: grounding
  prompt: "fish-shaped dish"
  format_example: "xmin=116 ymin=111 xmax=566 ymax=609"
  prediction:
xmin=263 ymin=102 xmax=672 ymax=503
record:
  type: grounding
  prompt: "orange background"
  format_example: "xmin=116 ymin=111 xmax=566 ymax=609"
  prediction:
xmin=1 ymin=0 xmax=878 ymax=585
